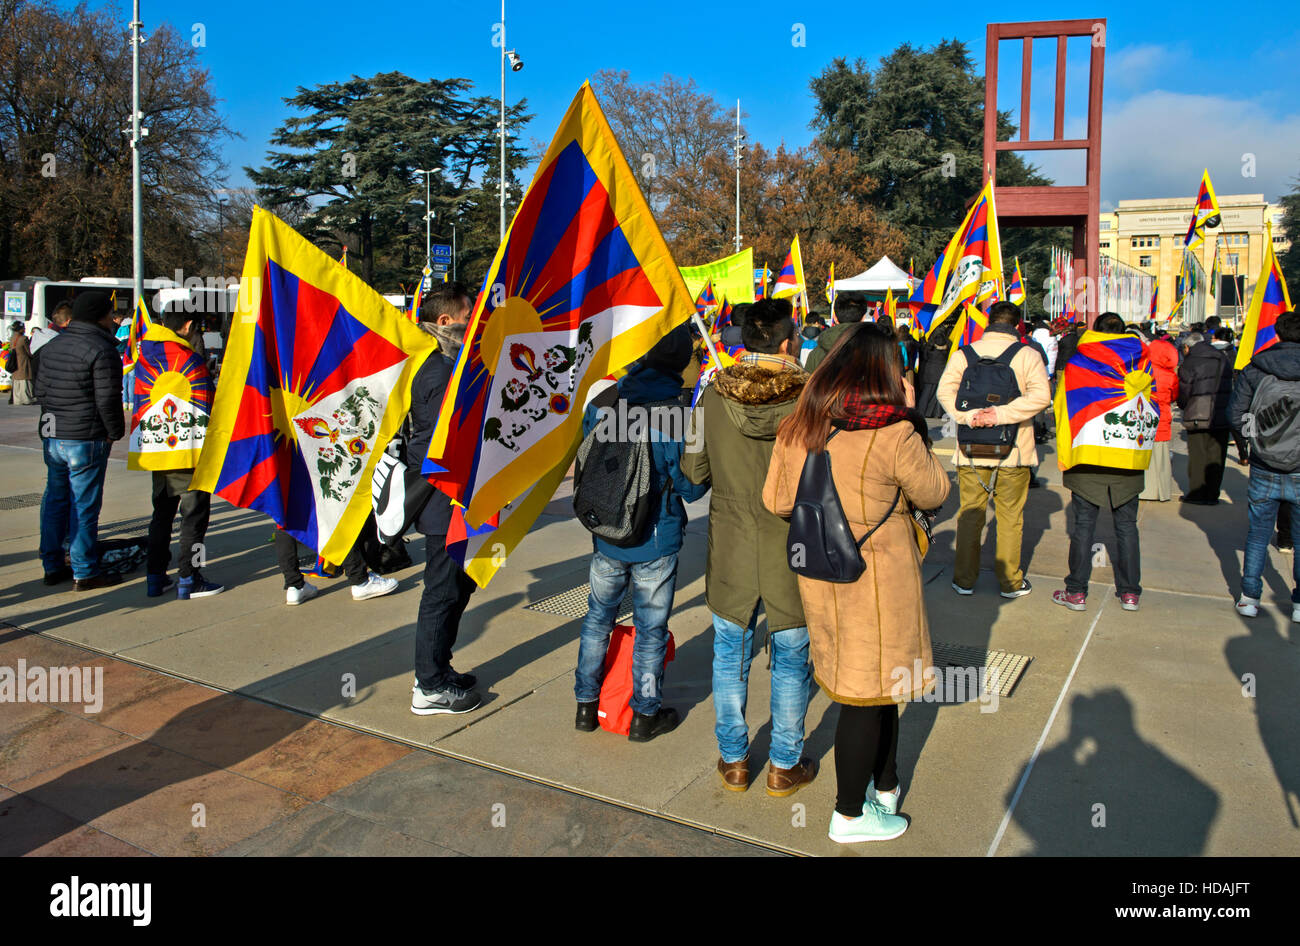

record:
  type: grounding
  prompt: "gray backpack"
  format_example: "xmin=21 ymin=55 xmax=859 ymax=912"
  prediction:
xmin=572 ymin=398 xmax=675 ymax=547
xmin=1247 ymin=373 xmax=1300 ymax=471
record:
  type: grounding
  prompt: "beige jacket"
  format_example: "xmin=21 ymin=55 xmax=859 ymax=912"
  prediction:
xmin=936 ymin=326 xmax=1051 ymax=468
xmin=764 ymin=421 xmax=951 ymax=705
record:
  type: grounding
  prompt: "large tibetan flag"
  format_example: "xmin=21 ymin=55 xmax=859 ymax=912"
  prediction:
xmin=771 ymin=236 xmax=805 ymax=299
xmin=1054 ymin=331 xmax=1157 ymax=472
xmin=911 ymin=180 xmax=1003 ymax=336
xmin=425 ymin=82 xmax=693 ymax=542
xmin=1183 ymin=169 xmax=1223 ymax=251
xmin=192 ymin=207 xmax=438 ymax=563
xmin=128 ymin=322 xmax=215 ymax=471
xmin=1235 ymin=222 xmax=1293 ymax=370
xmin=1148 ymin=279 xmax=1158 ymax=321
xmin=122 ymin=298 xmax=151 ymax=372
xmin=1007 ymin=258 xmax=1025 ymax=305
xmin=713 ymin=297 xmax=733 ymax=331
xmin=947 ymin=303 xmax=987 ymax=354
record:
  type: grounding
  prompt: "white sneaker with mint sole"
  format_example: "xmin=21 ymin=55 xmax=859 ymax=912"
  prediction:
xmin=828 ymin=801 xmax=909 ymax=844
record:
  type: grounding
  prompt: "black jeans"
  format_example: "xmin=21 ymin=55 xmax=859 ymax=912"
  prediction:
xmin=147 ymin=470 xmax=211 ymax=579
xmin=834 ymin=703 xmax=900 ymax=817
xmin=274 ymin=529 xmax=369 ymax=589
xmin=1066 ymin=493 xmax=1141 ymax=597
xmin=415 ymin=534 xmax=476 ymax=691
xmin=1186 ymin=429 xmax=1230 ymax=501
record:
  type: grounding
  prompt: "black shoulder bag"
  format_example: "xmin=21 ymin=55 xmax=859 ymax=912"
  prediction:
xmin=786 ymin=428 xmax=901 ymax=583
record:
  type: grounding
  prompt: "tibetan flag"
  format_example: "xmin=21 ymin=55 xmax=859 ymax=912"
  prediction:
xmin=1183 ymin=169 xmax=1222 ymax=251
xmin=1149 ymin=279 xmax=1158 ymax=321
xmin=692 ymin=342 xmax=739 ymax=408
xmin=339 ymin=245 xmax=349 ymax=269
xmin=947 ymin=303 xmax=987 ymax=354
xmin=885 ymin=287 xmax=896 ymax=322
xmin=772 ymin=236 xmax=805 ymax=299
xmin=911 ymin=179 xmax=1002 ymax=335
xmin=1054 ymin=331 xmax=1157 ymax=472
xmin=128 ymin=322 xmax=215 ymax=471
xmin=713 ymin=297 xmax=733 ymax=331
xmin=191 ymin=207 xmax=438 ymax=564
xmin=695 ymin=279 xmax=717 ymax=316
xmin=1007 ymin=258 xmax=1025 ymax=305
xmin=1236 ymin=222 xmax=1293 ymax=370
xmin=825 ymin=263 xmax=836 ymax=307
xmin=410 ymin=281 xmax=423 ymax=321
xmin=122 ymin=298 xmax=151 ymax=371
xmin=755 ymin=264 xmax=770 ymax=300
xmin=425 ymin=82 xmax=693 ymax=542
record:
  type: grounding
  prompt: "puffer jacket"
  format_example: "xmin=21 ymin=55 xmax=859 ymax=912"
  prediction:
xmin=580 ymin=363 xmax=708 ymax=563
xmin=1147 ymin=336 xmax=1179 ymax=442
xmin=1230 ymin=340 xmax=1300 ymax=474
xmin=1177 ymin=340 xmax=1232 ymax=431
xmin=682 ymin=354 xmax=809 ymax=631
xmin=33 ymin=321 xmax=124 ymax=441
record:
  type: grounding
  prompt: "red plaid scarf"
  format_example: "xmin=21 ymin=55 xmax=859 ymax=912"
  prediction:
xmin=838 ymin=395 xmax=912 ymax=430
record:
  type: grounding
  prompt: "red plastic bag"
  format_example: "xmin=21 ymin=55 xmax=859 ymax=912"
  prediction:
xmin=597 ymin=624 xmax=676 ymax=735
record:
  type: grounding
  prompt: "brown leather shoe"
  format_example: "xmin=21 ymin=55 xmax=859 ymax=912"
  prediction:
xmin=766 ymin=757 xmax=818 ymax=797
xmin=717 ymin=756 xmax=749 ymax=792
xmin=74 ymin=572 xmax=122 ymax=592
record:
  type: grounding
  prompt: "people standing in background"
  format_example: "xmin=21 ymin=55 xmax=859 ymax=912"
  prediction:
xmin=7 ymin=322 xmax=34 ymax=404
xmin=1139 ymin=327 xmax=1180 ymax=502
xmin=1178 ymin=331 xmax=1233 ymax=505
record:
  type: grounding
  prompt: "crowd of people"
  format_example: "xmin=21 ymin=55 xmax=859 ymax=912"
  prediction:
xmin=14 ymin=281 xmax=1300 ymax=846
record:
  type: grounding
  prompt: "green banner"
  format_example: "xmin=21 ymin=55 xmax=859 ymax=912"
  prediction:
xmin=680 ymin=247 xmax=754 ymax=305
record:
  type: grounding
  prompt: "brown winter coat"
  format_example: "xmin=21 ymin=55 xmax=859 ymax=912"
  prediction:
xmin=682 ymin=357 xmax=808 ymax=631
xmin=10 ymin=332 xmax=32 ymax=380
xmin=763 ymin=420 xmax=951 ymax=704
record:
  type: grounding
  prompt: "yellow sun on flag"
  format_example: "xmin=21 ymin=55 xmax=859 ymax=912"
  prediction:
xmin=148 ymin=370 xmax=193 ymax=407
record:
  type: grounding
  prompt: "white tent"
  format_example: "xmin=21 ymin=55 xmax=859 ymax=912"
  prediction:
xmin=833 ymin=256 xmax=915 ymax=293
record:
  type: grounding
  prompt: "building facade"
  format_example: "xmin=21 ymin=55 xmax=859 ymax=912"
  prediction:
xmin=1099 ymin=194 xmax=1290 ymax=324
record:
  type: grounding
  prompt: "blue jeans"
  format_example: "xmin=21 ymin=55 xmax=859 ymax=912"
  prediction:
xmin=575 ymin=551 xmax=677 ymax=716
xmin=712 ymin=607 xmax=813 ymax=770
xmin=1241 ymin=467 xmax=1300 ymax=602
xmin=40 ymin=439 xmax=111 ymax=580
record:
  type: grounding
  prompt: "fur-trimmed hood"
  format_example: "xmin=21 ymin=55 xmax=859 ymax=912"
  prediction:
xmin=711 ymin=361 xmax=808 ymax=441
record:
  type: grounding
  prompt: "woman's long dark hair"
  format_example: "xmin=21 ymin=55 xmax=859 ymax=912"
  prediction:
xmin=778 ymin=322 xmax=905 ymax=453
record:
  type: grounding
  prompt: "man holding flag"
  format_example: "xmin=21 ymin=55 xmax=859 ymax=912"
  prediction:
xmin=407 ymin=281 xmax=482 ymax=715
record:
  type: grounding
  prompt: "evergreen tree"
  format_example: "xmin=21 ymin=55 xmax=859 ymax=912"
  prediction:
xmin=247 ymin=73 xmax=529 ymax=289
xmin=1277 ymin=174 xmax=1300 ymax=299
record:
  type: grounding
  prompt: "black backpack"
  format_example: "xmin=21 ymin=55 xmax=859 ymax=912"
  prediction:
xmin=572 ymin=397 xmax=676 ymax=547
xmin=787 ymin=428 xmax=901 ymax=583
xmin=955 ymin=343 xmax=1024 ymax=459
xmin=3 ymin=346 xmax=15 ymax=374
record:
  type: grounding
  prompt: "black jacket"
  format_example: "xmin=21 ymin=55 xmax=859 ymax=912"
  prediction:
xmin=1177 ymin=341 xmax=1232 ymax=431
xmin=406 ymin=347 xmax=456 ymax=536
xmin=1230 ymin=341 xmax=1300 ymax=473
xmin=33 ymin=321 xmax=124 ymax=441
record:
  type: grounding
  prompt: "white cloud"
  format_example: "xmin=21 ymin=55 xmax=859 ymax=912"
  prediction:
xmin=1100 ymin=90 xmax=1300 ymax=204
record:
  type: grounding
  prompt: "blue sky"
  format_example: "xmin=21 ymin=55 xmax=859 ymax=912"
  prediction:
xmin=93 ymin=0 xmax=1300 ymax=206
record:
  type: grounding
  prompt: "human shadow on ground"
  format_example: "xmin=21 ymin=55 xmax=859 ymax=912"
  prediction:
xmin=1004 ymin=688 xmax=1219 ymax=855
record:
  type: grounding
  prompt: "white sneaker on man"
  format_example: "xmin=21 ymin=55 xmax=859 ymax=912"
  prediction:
xmin=1292 ymin=603 xmax=1300 ymax=624
xmin=352 ymin=572 xmax=398 ymax=601
xmin=1235 ymin=595 xmax=1260 ymax=618
xmin=828 ymin=801 xmax=908 ymax=844
xmin=286 ymin=582 xmax=318 ymax=606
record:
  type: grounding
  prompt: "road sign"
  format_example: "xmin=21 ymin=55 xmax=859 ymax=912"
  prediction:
xmin=432 ymin=244 xmax=452 ymax=260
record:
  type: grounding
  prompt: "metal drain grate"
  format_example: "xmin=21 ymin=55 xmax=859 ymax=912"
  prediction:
xmin=0 ymin=492 xmax=44 ymax=510
xmin=97 ymin=514 xmax=153 ymax=538
xmin=930 ymin=641 xmax=1031 ymax=699
xmin=525 ymin=582 xmax=633 ymax=623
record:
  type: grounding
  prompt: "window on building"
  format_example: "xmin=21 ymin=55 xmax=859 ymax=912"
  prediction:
xmin=1227 ymin=253 xmax=1240 ymax=269
xmin=1132 ymin=235 xmax=1158 ymax=249
xmin=1100 ymin=241 xmax=1111 ymax=249
xmin=1100 ymin=220 xmax=1112 ymax=231
xmin=1139 ymin=255 xmax=1152 ymax=267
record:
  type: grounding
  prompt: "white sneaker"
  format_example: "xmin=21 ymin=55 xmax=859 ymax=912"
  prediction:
xmin=867 ymin=777 xmax=901 ymax=815
xmin=951 ymin=582 xmax=974 ymax=596
xmin=828 ymin=801 xmax=909 ymax=844
xmin=286 ymin=581 xmax=318 ymax=606
xmin=1235 ymin=595 xmax=1260 ymax=618
xmin=352 ymin=572 xmax=398 ymax=601
xmin=1292 ymin=604 xmax=1300 ymax=624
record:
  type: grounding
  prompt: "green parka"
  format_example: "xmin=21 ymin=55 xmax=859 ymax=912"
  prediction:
xmin=682 ymin=359 xmax=808 ymax=631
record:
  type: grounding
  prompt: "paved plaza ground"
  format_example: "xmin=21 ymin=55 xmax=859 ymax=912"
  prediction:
xmin=1 ymin=401 xmax=1297 ymax=856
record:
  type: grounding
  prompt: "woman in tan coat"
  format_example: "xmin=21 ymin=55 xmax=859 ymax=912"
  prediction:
xmin=763 ymin=322 xmax=949 ymax=843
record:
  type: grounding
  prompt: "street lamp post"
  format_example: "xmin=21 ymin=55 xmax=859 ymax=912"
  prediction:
xmin=129 ymin=0 xmax=148 ymax=314
xmin=734 ymin=100 xmax=743 ymax=255
xmin=418 ymin=168 xmax=438 ymax=266
xmin=499 ymin=0 xmax=523 ymax=242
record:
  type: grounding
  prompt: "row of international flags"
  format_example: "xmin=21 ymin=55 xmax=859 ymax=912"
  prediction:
xmin=174 ymin=82 xmax=1291 ymax=591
